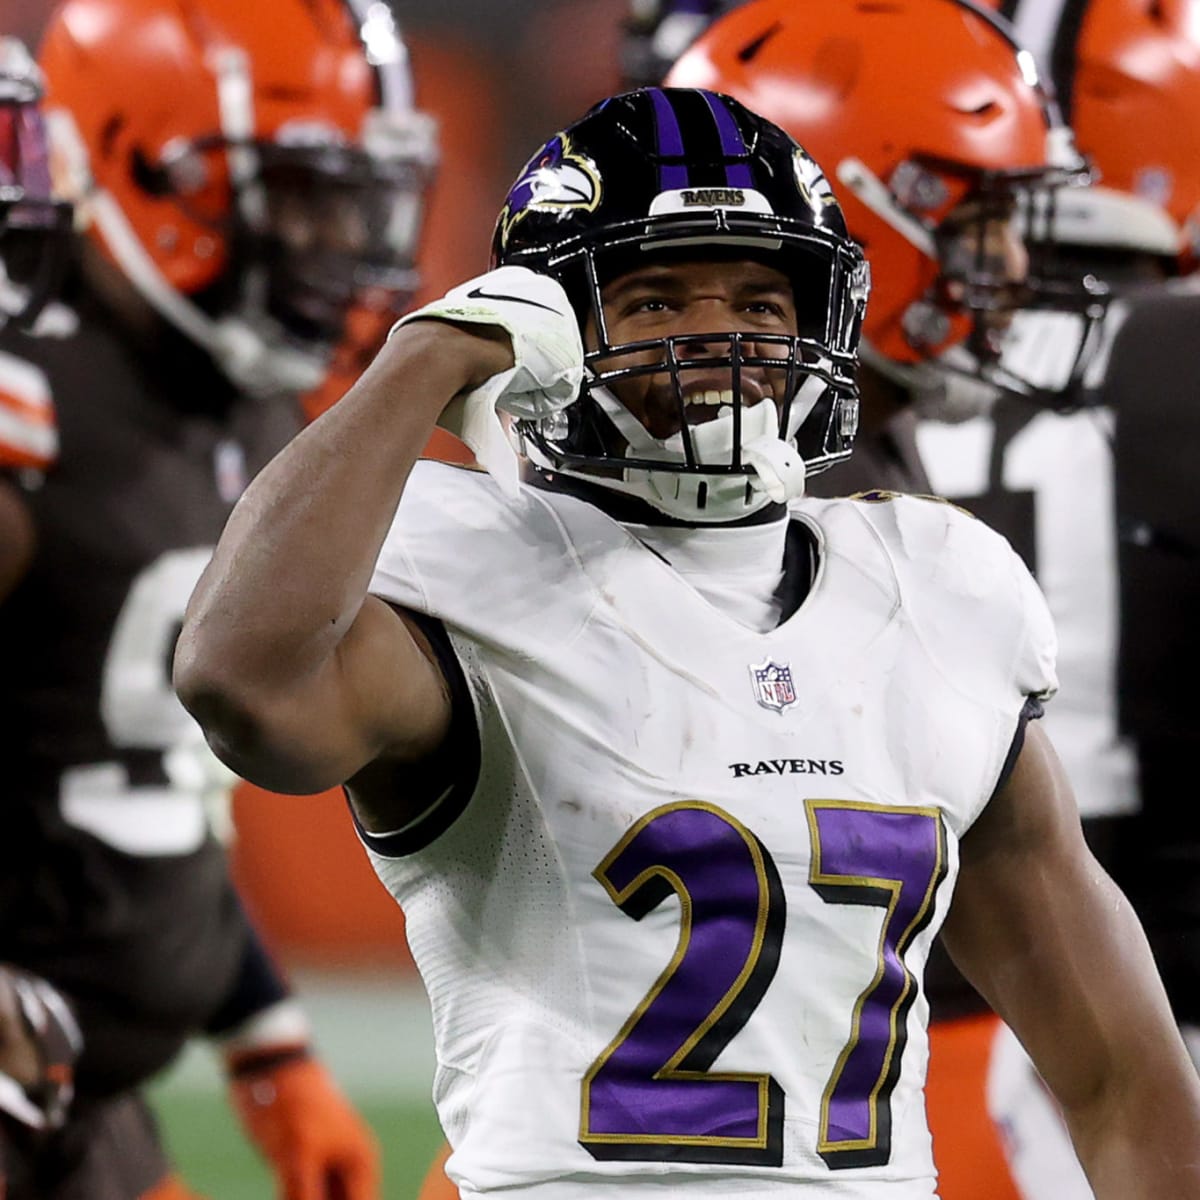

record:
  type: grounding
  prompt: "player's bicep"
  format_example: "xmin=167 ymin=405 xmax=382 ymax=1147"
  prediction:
xmin=333 ymin=594 xmax=454 ymax=760
xmin=942 ymin=721 xmax=1174 ymax=1116
xmin=189 ymin=593 xmax=452 ymax=797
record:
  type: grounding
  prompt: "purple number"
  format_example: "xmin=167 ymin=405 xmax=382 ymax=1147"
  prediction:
xmin=581 ymin=799 xmax=947 ymax=1171
xmin=580 ymin=802 xmax=786 ymax=1164
xmin=806 ymin=800 xmax=948 ymax=1169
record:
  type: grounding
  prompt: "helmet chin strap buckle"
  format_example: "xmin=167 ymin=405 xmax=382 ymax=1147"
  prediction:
xmin=742 ymin=435 xmax=807 ymax=503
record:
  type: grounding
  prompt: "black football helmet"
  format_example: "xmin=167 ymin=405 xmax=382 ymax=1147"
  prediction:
xmin=0 ymin=39 xmax=72 ymax=329
xmin=492 ymin=87 xmax=869 ymax=523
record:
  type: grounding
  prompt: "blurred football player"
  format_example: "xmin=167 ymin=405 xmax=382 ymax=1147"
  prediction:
xmin=177 ymin=83 xmax=1200 ymax=1198
xmin=0 ymin=0 xmax=435 ymax=1196
xmin=662 ymin=1 xmax=1171 ymax=1196
xmin=911 ymin=181 xmax=1181 ymax=1200
xmin=916 ymin=6 xmax=1200 ymax=1196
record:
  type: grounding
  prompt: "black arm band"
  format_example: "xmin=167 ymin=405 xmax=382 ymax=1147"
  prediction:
xmin=989 ymin=695 xmax=1044 ymax=802
xmin=349 ymin=609 xmax=481 ymax=858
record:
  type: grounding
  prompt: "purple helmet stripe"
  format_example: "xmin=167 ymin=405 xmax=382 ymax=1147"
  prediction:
xmin=702 ymin=91 xmax=754 ymax=188
xmin=649 ymin=88 xmax=690 ymax=189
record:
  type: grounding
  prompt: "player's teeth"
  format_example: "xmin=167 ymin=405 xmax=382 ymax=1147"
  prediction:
xmin=718 ymin=404 xmax=733 ymax=420
xmin=686 ymin=389 xmax=745 ymax=406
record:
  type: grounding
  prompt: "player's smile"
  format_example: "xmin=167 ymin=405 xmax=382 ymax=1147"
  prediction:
xmin=655 ymin=376 xmax=779 ymax=439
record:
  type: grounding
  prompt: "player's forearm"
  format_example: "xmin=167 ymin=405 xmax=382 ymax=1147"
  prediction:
xmin=1065 ymin=1052 xmax=1200 ymax=1198
xmin=946 ymin=726 xmax=1200 ymax=1194
xmin=1052 ymin=891 xmax=1200 ymax=1196
xmin=175 ymin=323 xmax=490 ymax=744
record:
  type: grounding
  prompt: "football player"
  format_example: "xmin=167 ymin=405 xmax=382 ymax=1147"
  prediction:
xmin=0 ymin=46 xmax=79 ymax=1195
xmin=909 ymin=187 xmax=1180 ymax=1200
xmin=177 ymin=84 xmax=1200 ymax=1197
xmin=660 ymin=2 xmax=1187 ymax=1196
xmin=0 ymin=0 xmax=435 ymax=1196
xmin=915 ymin=3 xmax=1200 ymax=1193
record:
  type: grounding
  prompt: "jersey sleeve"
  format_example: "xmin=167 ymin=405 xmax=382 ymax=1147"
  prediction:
xmin=1009 ymin=538 xmax=1058 ymax=702
xmin=948 ymin=497 xmax=1058 ymax=705
xmin=0 ymin=349 xmax=57 ymax=472
xmin=370 ymin=461 xmax=503 ymax=617
xmin=370 ymin=461 xmax=594 ymax=652
xmin=859 ymin=491 xmax=1059 ymax=707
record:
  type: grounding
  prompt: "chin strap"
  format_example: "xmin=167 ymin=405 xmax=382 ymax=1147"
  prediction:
xmin=861 ymin=337 xmax=1002 ymax=424
xmin=742 ymin=435 xmax=807 ymax=503
xmin=579 ymin=387 xmax=779 ymax=520
xmin=595 ymin=382 xmax=815 ymax=505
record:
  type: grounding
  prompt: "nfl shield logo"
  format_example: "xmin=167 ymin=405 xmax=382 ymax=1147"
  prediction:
xmin=749 ymin=659 xmax=797 ymax=714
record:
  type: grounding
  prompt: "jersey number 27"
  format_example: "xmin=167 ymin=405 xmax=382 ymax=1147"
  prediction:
xmin=579 ymin=799 xmax=947 ymax=1170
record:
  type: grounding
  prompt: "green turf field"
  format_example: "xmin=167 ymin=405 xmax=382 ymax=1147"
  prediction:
xmin=147 ymin=969 xmax=447 ymax=1199
xmin=150 ymin=1087 xmax=445 ymax=1199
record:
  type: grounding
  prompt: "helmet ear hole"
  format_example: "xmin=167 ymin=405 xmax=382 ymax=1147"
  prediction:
xmin=131 ymin=148 xmax=173 ymax=198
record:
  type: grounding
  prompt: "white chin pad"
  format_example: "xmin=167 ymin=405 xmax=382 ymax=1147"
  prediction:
xmin=672 ymin=398 xmax=778 ymax=462
xmin=591 ymin=388 xmax=779 ymax=463
xmin=742 ymin=436 xmax=807 ymax=503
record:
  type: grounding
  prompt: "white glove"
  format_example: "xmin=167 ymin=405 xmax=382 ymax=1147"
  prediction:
xmin=391 ymin=266 xmax=584 ymax=492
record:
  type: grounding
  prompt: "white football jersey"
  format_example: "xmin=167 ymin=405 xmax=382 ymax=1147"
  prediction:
xmin=363 ymin=463 xmax=1057 ymax=1199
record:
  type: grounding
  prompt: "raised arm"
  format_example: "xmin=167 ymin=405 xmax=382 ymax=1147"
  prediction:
xmin=173 ymin=317 xmax=504 ymax=800
xmin=174 ymin=267 xmax=581 ymax=817
xmin=942 ymin=720 xmax=1200 ymax=1197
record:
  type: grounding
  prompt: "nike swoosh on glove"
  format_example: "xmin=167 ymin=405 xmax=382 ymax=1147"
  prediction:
xmin=228 ymin=1051 xmax=381 ymax=1200
xmin=391 ymin=265 xmax=583 ymax=420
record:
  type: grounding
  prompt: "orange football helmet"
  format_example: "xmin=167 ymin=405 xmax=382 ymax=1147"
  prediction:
xmin=666 ymin=0 xmax=1097 ymax=384
xmin=39 ymin=0 xmax=436 ymax=393
xmin=986 ymin=0 xmax=1200 ymax=267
